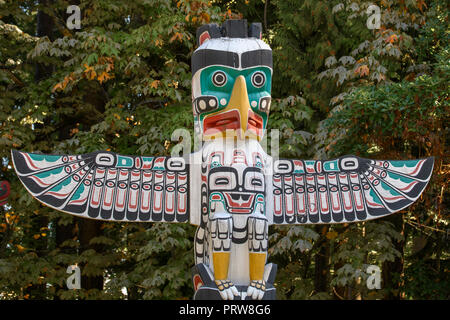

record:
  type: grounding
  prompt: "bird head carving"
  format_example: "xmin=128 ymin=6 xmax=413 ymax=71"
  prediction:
xmin=191 ymin=20 xmax=273 ymax=142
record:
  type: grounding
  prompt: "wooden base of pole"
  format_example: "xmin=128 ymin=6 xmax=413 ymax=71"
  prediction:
xmin=191 ymin=263 xmax=277 ymax=300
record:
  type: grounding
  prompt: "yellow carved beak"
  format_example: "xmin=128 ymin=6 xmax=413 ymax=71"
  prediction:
xmin=230 ymin=75 xmax=251 ymax=139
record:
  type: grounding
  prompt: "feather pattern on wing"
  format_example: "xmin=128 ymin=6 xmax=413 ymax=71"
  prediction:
xmin=12 ymin=150 xmax=190 ymax=223
xmin=270 ymin=155 xmax=434 ymax=225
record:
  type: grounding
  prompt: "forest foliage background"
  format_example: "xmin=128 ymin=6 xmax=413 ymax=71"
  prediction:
xmin=0 ymin=0 xmax=448 ymax=300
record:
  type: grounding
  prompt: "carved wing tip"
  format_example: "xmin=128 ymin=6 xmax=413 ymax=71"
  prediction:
xmin=419 ymin=156 xmax=435 ymax=184
xmin=420 ymin=156 xmax=434 ymax=190
xmin=10 ymin=149 xmax=19 ymax=169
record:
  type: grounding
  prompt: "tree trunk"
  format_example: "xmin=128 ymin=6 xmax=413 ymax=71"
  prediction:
xmin=24 ymin=0 xmax=55 ymax=300
xmin=35 ymin=0 xmax=55 ymax=81
xmin=59 ymin=0 xmax=106 ymax=294
xmin=382 ymin=213 xmax=405 ymax=299
xmin=314 ymin=225 xmax=330 ymax=295
xmin=78 ymin=218 xmax=104 ymax=291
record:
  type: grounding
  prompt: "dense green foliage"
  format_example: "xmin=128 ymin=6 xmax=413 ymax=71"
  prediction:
xmin=0 ymin=0 xmax=448 ymax=299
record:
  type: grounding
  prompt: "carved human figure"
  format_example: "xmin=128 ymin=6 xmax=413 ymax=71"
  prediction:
xmin=192 ymin=138 xmax=272 ymax=300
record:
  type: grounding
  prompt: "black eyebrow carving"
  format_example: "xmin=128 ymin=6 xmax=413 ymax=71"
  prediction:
xmin=192 ymin=49 xmax=273 ymax=74
xmin=192 ymin=49 xmax=239 ymax=75
xmin=241 ymin=50 xmax=273 ymax=69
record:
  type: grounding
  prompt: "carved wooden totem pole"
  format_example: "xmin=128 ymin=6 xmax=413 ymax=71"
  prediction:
xmin=11 ymin=20 xmax=433 ymax=300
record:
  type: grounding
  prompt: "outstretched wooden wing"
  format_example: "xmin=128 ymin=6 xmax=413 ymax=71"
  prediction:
xmin=11 ymin=150 xmax=190 ymax=223
xmin=269 ymin=155 xmax=434 ymax=225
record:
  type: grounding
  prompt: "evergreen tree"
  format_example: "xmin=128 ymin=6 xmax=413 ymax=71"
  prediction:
xmin=0 ymin=0 xmax=447 ymax=300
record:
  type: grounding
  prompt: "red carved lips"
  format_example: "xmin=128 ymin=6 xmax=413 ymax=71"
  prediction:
xmin=247 ymin=109 xmax=263 ymax=137
xmin=203 ymin=109 xmax=240 ymax=136
xmin=224 ymin=192 xmax=255 ymax=214
xmin=203 ymin=109 xmax=264 ymax=137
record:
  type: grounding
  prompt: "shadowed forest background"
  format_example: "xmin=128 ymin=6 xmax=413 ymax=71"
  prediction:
xmin=0 ymin=0 xmax=448 ymax=300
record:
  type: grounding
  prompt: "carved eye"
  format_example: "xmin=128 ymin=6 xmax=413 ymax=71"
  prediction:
xmin=214 ymin=177 xmax=229 ymax=185
xmin=244 ymin=171 xmax=265 ymax=192
xmin=209 ymin=170 xmax=237 ymax=191
xmin=251 ymin=71 xmax=265 ymax=88
xmin=251 ymin=178 xmax=263 ymax=187
xmin=212 ymin=71 xmax=227 ymax=87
